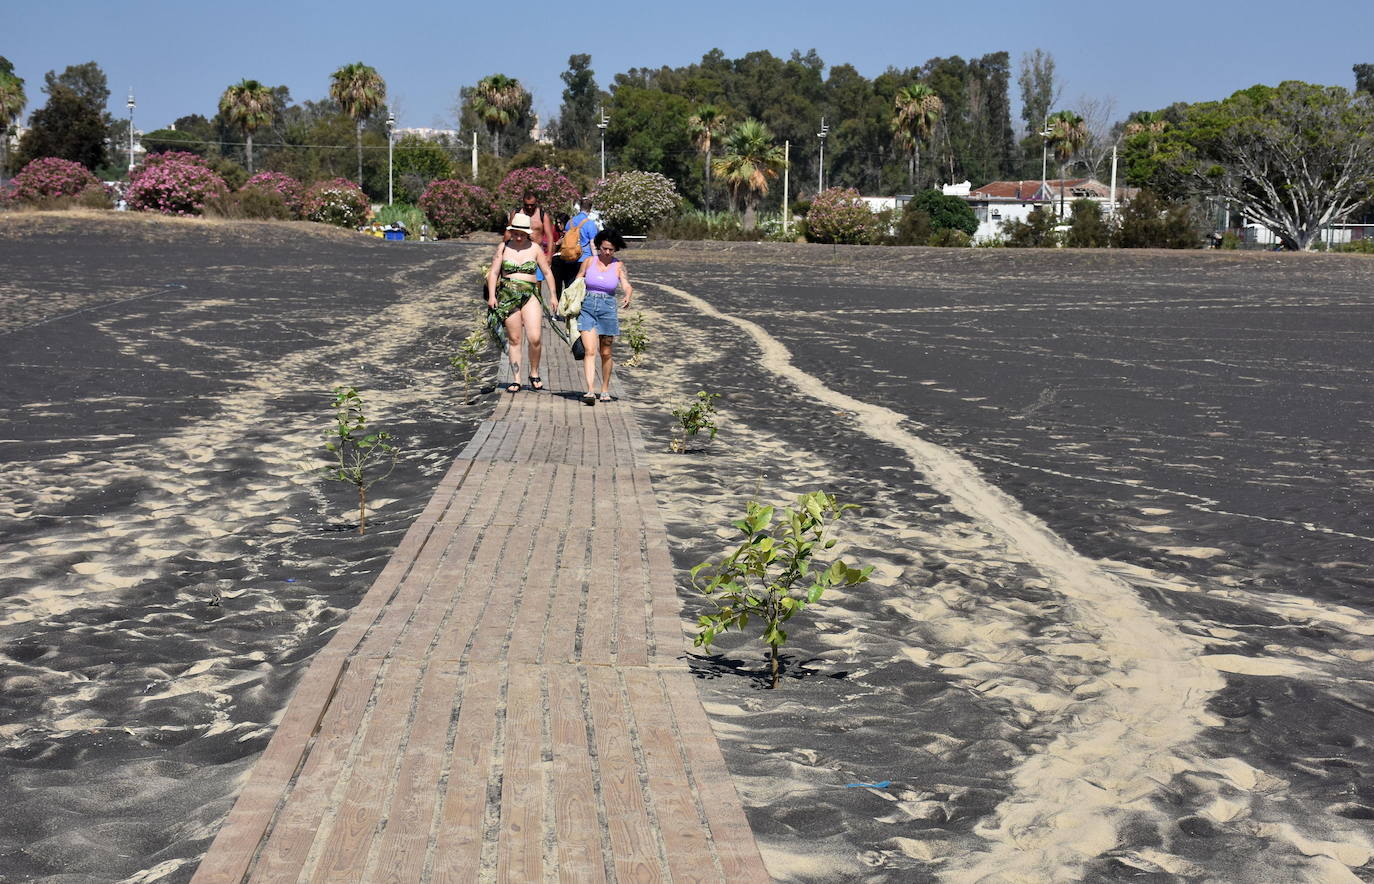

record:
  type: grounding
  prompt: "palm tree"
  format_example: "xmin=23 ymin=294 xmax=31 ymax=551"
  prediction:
xmin=1123 ymin=111 xmax=1167 ymax=138
xmin=892 ymin=83 xmax=943 ymax=191
xmin=713 ymin=119 xmax=786 ymax=231
xmin=218 ymin=79 xmax=274 ymax=173
xmin=1048 ymin=109 xmax=1088 ymax=214
xmin=471 ymin=74 xmax=527 ymax=157
xmin=0 ymin=68 xmax=26 ymax=183
xmin=688 ymin=104 xmax=727 ymax=213
xmin=329 ymin=62 xmax=386 ymax=186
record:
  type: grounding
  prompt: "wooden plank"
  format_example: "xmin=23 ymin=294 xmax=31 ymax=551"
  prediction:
xmin=615 ymin=537 xmax=650 ymax=667
xmin=464 ymin=526 xmax=528 ymax=663
xmin=580 ymin=530 xmax=617 ymax=665
xmin=543 ymin=528 xmax=588 ymax=664
xmin=623 ymin=670 xmax=715 ymax=883
xmin=430 ymin=664 xmax=503 ymax=884
xmin=308 ymin=659 xmax=424 ymax=880
xmin=661 ymin=673 xmax=770 ymax=883
xmin=249 ymin=659 xmax=382 ymax=881
xmin=368 ymin=660 xmax=464 ymax=884
xmin=496 ymin=664 xmax=545 ymax=883
xmin=585 ymin=668 xmax=664 ymax=883
xmin=546 ymin=665 xmax=606 ymax=883
xmin=507 ymin=525 xmax=559 ymax=664
xmin=354 ymin=526 xmax=479 ymax=661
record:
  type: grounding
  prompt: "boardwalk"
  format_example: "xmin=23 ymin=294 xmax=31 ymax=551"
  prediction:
xmin=192 ymin=336 xmax=769 ymax=883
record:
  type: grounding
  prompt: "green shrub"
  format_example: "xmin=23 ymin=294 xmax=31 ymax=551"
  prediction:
xmin=805 ymin=186 xmax=880 ymax=244
xmin=1220 ymin=231 xmax=1242 ymax=250
xmin=203 ymin=188 xmax=294 ymax=220
xmin=894 ymin=205 xmax=932 ymax=246
xmin=910 ymin=188 xmax=978 ymax=236
xmin=1003 ymin=206 xmax=1060 ymax=247
xmin=372 ymin=202 xmax=428 ymax=231
xmin=1113 ymin=190 xmax=1201 ymax=249
xmin=928 ymin=228 xmax=971 ymax=247
xmin=1065 ymin=199 xmax=1112 ymax=248
xmin=1335 ymin=239 xmax=1374 ymax=254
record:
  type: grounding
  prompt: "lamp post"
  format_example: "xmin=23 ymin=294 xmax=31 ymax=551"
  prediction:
xmin=817 ymin=117 xmax=829 ymax=193
xmin=126 ymin=88 xmax=136 ymax=174
xmin=385 ymin=107 xmax=395 ymax=206
xmin=597 ymin=107 xmax=608 ymax=178
xmin=1039 ymin=116 xmax=1052 ymax=206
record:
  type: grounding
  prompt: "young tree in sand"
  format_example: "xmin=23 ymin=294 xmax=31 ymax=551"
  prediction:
xmin=218 ymin=79 xmax=274 ymax=173
xmin=329 ymin=62 xmax=386 ymax=186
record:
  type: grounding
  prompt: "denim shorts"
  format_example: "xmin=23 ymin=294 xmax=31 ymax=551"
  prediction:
xmin=577 ymin=294 xmax=619 ymax=336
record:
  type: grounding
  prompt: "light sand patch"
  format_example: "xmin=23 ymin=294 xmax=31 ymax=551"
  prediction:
xmin=1159 ymin=545 xmax=1228 ymax=558
xmin=1200 ymin=654 xmax=1315 ymax=677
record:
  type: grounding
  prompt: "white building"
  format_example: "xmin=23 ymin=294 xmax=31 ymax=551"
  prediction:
xmin=945 ymin=178 xmax=1137 ymax=243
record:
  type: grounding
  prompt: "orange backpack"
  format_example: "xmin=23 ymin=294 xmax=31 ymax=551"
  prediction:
xmin=559 ymin=216 xmax=589 ymax=261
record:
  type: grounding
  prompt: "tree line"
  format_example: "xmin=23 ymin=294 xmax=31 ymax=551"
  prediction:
xmin=3 ymin=51 xmax=1372 ymax=249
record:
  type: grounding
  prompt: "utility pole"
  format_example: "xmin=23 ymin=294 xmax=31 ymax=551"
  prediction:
xmin=783 ymin=140 xmax=790 ymax=236
xmin=1108 ymin=144 xmax=1118 ymax=218
xmin=817 ymin=118 xmax=829 ymax=193
xmin=385 ymin=107 xmax=395 ymax=206
xmin=126 ymin=88 xmax=136 ymax=174
xmin=598 ymin=107 xmax=608 ymax=178
xmin=1039 ymin=116 xmax=1052 ymax=207
xmin=471 ymin=131 xmax=478 ymax=181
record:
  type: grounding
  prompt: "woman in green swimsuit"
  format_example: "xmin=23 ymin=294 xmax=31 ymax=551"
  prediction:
xmin=486 ymin=212 xmax=557 ymax=392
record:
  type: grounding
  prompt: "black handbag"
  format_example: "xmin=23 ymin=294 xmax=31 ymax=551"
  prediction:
xmin=571 ymin=336 xmax=586 ymax=360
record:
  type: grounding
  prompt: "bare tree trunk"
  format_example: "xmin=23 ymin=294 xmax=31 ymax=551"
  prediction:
xmin=358 ymin=486 xmax=367 ymax=534
xmin=246 ymin=132 xmax=254 ymax=174
xmin=769 ymin=645 xmax=780 ymax=689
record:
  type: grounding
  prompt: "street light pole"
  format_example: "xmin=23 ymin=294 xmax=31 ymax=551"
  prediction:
xmin=385 ymin=107 xmax=395 ymax=206
xmin=1039 ymin=116 xmax=1052 ymax=208
xmin=126 ymin=89 xmax=136 ymax=174
xmin=817 ymin=117 xmax=829 ymax=193
xmin=598 ymin=107 xmax=608 ymax=178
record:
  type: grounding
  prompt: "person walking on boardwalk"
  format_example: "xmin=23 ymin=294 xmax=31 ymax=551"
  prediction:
xmin=504 ymin=189 xmax=557 ymax=260
xmin=487 ymin=212 xmax=557 ymax=393
xmin=575 ymin=230 xmax=633 ymax=405
xmin=551 ymin=196 xmax=599 ymax=297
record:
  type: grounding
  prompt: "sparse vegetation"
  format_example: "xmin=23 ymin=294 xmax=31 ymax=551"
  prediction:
xmin=323 ymin=386 xmax=399 ymax=534
xmin=670 ymin=389 xmax=720 ymax=452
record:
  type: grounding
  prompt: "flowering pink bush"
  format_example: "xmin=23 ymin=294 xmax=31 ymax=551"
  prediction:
xmin=804 ymin=187 xmax=881 ymax=244
xmin=126 ymin=156 xmax=229 ymax=216
xmin=496 ymin=167 xmax=580 ymax=214
xmin=7 ymin=157 xmax=102 ymax=203
xmin=141 ymin=150 xmax=211 ymax=171
xmin=419 ymin=179 xmax=499 ymax=239
xmin=303 ymin=178 xmax=370 ymax=227
xmin=241 ymin=171 xmax=305 ymax=218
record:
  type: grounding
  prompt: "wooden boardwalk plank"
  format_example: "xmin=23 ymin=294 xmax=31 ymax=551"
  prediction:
xmin=430 ymin=664 xmax=503 ymax=884
xmin=547 ymin=665 xmax=607 ymax=883
xmin=586 ymin=667 xmax=664 ymax=884
xmin=496 ymin=664 xmax=545 ymax=882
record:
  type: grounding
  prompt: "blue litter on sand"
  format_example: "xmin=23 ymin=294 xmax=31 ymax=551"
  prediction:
xmin=845 ymin=780 xmax=892 ymax=789
xmin=286 ymin=579 xmax=295 ymax=583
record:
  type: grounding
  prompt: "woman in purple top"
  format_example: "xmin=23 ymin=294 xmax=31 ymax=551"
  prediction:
xmin=574 ymin=230 xmax=633 ymax=405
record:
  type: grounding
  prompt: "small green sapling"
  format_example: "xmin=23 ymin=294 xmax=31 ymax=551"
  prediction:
xmin=692 ymin=491 xmax=872 ymax=688
xmin=323 ymin=385 xmax=399 ymax=534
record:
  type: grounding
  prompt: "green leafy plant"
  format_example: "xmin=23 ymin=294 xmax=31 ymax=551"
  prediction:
xmin=449 ymin=324 xmax=491 ymax=385
xmin=670 ymin=389 xmax=720 ymax=453
xmin=623 ymin=312 xmax=648 ymax=366
xmin=692 ymin=492 xmax=873 ymax=688
xmin=323 ymin=386 xmax=399 ymax=534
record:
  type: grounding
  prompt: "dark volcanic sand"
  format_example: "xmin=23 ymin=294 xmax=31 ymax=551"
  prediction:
xmin=4 ymin=221 xmax=1374 ymax=883
xmin=620 ymin=242 xmax=1374 ymax=882
xmin=0 ymin=214 xmax=493 ymax=882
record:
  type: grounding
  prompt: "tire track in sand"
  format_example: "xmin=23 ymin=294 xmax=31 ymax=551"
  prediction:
xmin=646 ymin=280 xmax=1226 ymax=881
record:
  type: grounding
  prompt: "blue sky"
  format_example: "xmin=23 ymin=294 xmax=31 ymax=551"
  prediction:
xmin=6 ymin=0 xmax=1369 ymax=135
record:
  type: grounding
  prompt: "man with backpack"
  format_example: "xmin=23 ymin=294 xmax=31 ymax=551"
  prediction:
xmin=551 ymin=196 xmax=600 ymax=296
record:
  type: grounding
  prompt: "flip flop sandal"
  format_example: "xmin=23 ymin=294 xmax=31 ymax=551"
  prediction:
xmin=506 ymin=381 xmax=522 ymax=393
xmin=598 ymin=392 xmax=612 ymax=403
xmin=529 ymin=376 xmax=544 ymax=391
xmin=582 ymin=392 xmax=596 ymax=406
